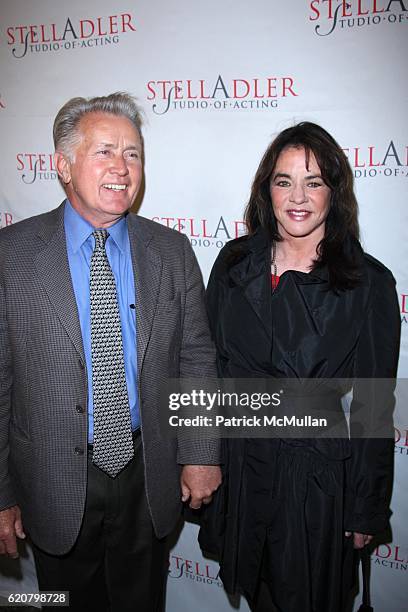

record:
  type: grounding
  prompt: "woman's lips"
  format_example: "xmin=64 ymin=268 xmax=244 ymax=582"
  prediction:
xmin=286 ymin=209 xmax=311 ymax=221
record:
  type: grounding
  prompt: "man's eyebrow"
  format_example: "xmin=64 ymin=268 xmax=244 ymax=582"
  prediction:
xmin=95 ymin=142 xmax=140 ymax=150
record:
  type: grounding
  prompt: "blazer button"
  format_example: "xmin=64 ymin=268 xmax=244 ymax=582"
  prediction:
xmin=75 ymin=404 xmax=84 ymax=414
xmin=74 ymin=446 xmax=84 ymax=456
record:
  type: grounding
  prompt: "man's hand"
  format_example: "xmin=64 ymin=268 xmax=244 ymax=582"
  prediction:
xmin=180 ymin=465 xmax=222 ymax=509
xmin=0 ymin=506 xmax=26 ymax=558
xmin=345 ymin=531 xmax=373 ymax=549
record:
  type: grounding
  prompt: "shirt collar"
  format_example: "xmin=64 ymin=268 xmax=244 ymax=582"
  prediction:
xmin=64 ymin=200 xmax=128 ymax=254
xmin=106 ymin=213 xmax=128 ymax=254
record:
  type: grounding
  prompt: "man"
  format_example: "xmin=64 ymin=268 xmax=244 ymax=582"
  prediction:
xmin=0 ymin=92 xmax=221 ymax=611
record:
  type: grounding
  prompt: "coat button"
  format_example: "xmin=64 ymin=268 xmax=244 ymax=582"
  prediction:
xmin=75 ymin=404 xmax=84 ymax=414
xmin=74 ymin=446 xmax=84 ymax=456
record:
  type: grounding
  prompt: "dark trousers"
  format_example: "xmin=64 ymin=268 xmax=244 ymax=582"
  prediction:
xmin=32 ymin=432 xmax=169 ymax=612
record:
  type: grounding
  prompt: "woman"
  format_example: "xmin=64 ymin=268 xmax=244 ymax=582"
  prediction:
xmin=199 ymin=123 xmax=400 ymax=612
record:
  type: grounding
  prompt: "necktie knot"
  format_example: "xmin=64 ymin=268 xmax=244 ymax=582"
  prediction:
xmin=93 ymin=229 xmax=109 ymax=250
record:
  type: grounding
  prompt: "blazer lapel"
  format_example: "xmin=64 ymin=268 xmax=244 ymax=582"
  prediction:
xmin=127 ymin=214 xmax=162 ymax=375
xmin=34 ymin=203 xmax=85 ymax=361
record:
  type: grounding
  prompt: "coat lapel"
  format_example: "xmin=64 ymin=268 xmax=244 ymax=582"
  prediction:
xmin=228 ymin=231 xmax=272 ymax=338
xmin=227 ymin=230 xmax=334 ymax=338
xmin=34 ymin=203 xmax=85 ymax=361
xmin=291 ymin=240 xmax=364 ymax=334
xmin=127 ymin=214 xmax=162 ymax=375
xmin=292 ymin=274 xmax=331 ymax=336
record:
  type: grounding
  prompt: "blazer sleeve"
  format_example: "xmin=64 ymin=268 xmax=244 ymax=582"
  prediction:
xmin=0 ymin=281 xmax=17 ymax=510
xmin=176 ymin=235 xmax=221 ymax=465
xmin=345 ymin=266 xmax=401 ymax=534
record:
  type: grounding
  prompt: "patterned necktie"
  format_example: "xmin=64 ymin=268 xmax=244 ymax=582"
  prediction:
xmin=90 ymin=229 xmax=134 ymax=477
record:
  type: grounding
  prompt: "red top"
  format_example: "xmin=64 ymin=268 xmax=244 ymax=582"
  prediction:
xmin=271 ymin=273 xmax=280 ymax=291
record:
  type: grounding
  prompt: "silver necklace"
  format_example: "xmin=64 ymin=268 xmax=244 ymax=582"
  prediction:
xmin=271 ymin=242 xmax=278 ymax=291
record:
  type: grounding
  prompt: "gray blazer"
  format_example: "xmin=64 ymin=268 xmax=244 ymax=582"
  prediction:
xmin=0 ymin=203 xmax=219 ymax=554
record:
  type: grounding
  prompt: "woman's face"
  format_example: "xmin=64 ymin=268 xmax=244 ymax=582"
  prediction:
xmin=270 ymin=146 xmax=331 ymax=242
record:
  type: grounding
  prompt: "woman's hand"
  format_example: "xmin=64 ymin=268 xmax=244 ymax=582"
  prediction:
xmin=345 ymin=531 xmax=373 ymax=549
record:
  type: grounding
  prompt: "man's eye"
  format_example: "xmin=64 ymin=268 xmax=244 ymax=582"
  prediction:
xmin=97 ymin=150 xmax=109 ymax=155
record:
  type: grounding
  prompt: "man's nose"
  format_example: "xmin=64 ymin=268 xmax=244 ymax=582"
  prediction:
xmin=110 ymin=154 xmax=129 ymax=175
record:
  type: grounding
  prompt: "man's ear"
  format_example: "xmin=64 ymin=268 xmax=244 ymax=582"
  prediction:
xmin=54 ymin=151 xmax=72 ymax=184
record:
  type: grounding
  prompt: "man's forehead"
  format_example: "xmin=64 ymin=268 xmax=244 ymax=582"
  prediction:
xmin=77 ymin=112 xmax=141 ymax=143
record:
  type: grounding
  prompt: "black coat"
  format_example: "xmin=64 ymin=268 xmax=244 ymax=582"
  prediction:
xmin=199 ymin=229 xmax=400 ymax=599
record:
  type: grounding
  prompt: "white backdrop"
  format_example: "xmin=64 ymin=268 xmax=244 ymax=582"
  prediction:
xmin=0 ymin=1 xmax=407 ymax=610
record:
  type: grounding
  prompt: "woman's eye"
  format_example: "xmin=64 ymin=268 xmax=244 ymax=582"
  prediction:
xmin=308 ymin=182 xmax=322 ymax=188
xmin=275 ymin=180 xmax=290 ymax=187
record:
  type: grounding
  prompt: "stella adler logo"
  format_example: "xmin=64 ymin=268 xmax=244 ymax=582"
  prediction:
xmin=146 ymin=75 xmax=299 ymax=114
xmin=309 ymin=0 xmax=408 ymax=36
xmin=395 ymin=426 xmax=408 ymax=455
xmin=168 ymin=554 xmax=223 ymax=587
xmin=6 ymin=13 xmax=136 ymax=58
xmin=0 ymin=212 xmax=13 ymax=228
xmin=400 ymin=294 xmax=408 ymax=325
xmin=342 ymin=140 xmax=408 ymax=179
xmin=151 ymin=215 xmax=246 ymax=250
xmin=373 ymin=543 xmax=408 ymax=571
xmin=16 ymin=153 xmax=57 ymax=183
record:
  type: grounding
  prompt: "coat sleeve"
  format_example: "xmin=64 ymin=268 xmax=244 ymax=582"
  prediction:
xmin=345 ymin=266 xmax=401 ymax=534
xmin=0 ymin=280 xmax=17 ymax=510
xmin=176 ymin=235 xmax=221 ymax=465
xmin=205 ymin=248 xmax=231 ymax=377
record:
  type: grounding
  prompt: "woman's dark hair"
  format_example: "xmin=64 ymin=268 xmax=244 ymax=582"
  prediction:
xmin=244 ymin=122 xmax=361 ymax=289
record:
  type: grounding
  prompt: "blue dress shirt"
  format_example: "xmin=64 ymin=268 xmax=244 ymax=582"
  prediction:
xmin=64 ymin=200 xmax=139 ymax=442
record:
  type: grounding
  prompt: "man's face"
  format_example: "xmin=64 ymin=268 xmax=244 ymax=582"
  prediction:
xmin=56 ymin=112 xmax=143 ymax=228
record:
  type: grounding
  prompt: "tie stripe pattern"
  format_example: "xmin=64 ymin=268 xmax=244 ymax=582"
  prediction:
xmin=90 ymin=229 xmax=134 ymax=477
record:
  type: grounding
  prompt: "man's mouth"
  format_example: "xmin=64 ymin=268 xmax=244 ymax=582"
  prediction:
xmin=102 ymin=184 xmax=127 ymax=191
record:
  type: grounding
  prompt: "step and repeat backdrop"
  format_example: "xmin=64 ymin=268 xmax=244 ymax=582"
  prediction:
xmin=0 ymin=1 xmax=407 ymax=610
